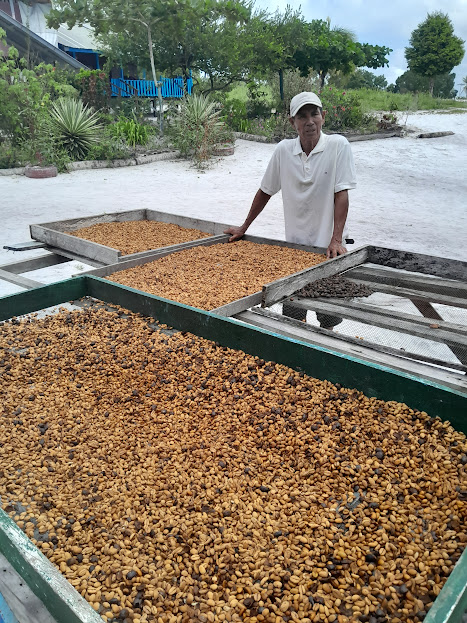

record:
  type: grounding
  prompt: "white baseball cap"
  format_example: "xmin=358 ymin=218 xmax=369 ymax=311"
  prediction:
xmin=290 ymin=92 xmax=323 ymax=117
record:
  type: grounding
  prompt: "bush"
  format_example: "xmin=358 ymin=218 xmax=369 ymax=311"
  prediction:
xmin=245 ymin=80 xmax=273 ymax=119
xmin=168 ymin=94 xmax=233 ymax=168
xmin=269 ymin=69 xmax=321 ymax=113
xmin=0 ymin=44 xmax=77 ymax=147
xmin=50 ymin=97 xmax=103 ymax=160
xmin=74 ymin=69 xmax=110 ymax=110
xmin=112 ymin=95 xmax=153 ymax=121
xmin=110 ymin=115 xmax=152 ymax=148
xmin=85 ymin=128 xmax=131 ymax=161
xmin=0 ymin=141 xmax=25 ymax=168
xmin=318 ymin=87 xmax=376 ymax=132
xmin=223 ymin=98 xmax=248 ymax=131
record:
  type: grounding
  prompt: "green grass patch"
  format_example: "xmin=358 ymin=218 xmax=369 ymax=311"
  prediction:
xmin=348 ymin=88 xmax=467 ymax=112
xmin=226 ymin=82 xmax=274 ymax=103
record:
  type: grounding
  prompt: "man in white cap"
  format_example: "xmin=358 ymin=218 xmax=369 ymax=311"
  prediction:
xmin=224 ymin=91 xmax=356 ymax=260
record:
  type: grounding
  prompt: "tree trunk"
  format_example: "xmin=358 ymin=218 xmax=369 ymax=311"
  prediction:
xmin=320 ymin=70 xmax=326 ymax=88
xmin=429 ymin=77 xmax=434 ymax=97
xmin=279 ymin=69 xmax=284 ymax=102
xmin=146 ymin=24 xmax=163 ymax=133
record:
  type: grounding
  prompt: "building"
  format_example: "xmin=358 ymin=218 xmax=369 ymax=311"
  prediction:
xmin=0 ymin=0 xmax=98 ymax=68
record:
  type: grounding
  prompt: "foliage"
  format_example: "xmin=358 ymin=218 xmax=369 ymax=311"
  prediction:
xmin=245 ymin=80 xmax=273 ymax=118
xmin=245 ymin=114 xmax=296 ymax=140
xmin=405 ymin=12 xmax=465 ymax=95
xmin=49 ymin=97 xmax=103 ymax=159
xmin=392 ymin=70 xmax=456 ymax=99
xmin=346 ymin=88 xmax=467 ymax=112
xmin=48 ymin=0 xmax=181 ymax=83
xmin=47 ymin=0 xmax=188 ymax=132
xmin=74 ymin=68 xmax=110 ymax=109
xmin=293 ymin=20 xmax=391 ymax=87
xmin=0 ymin=141 xmax=28 ymax=169
xmin=319 ymin=87 xmax=375 ymax=132
xmin=460 ymin=76 xmax=467 ymax=98
xmin=110 ymin=115 xmax=152 ymax=148
xmin=222 ymin=97 xmax=248 ymax=131
xmin=0 ymin=41 xmax=77 ymax=147
xmin=84 ymin=128 xmax=131 ymax=161
xmin=48 ymin=1 xmax=391 ymax=103
xmin=154 ymin=0 xmax=252 ymax=92
xmin=111 ymin=95 xmax=153 ymax=121
xmin=269 ymin=69 xmax=321 ymax=112
xmin=345 ymin=69 xmax=387 ymax=90
xmin=30 ymin=116 xmax=72 ymax=171
xmin=168 ymin=93 xmax=233 ymax=167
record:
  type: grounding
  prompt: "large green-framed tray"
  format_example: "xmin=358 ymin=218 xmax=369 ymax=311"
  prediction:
xmin=0 ymin=276 xmax=466 ymax=623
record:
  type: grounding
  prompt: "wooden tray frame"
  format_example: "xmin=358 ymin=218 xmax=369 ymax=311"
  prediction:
xmin=235 ymin=246 xmax=467 ymax=395
xmin=29 ymin=209 xmax=233 ymax=264
xmin=0 ymin=276 xmax=466 ymax=623
xmin=77 ymin=234 xmax=327 ymax=317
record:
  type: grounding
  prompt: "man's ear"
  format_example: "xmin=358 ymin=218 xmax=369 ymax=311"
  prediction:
xmin=321 ymin=111 xmax=326 ymax=124
xmin=288 ymin=116 xmax=296 ymax=128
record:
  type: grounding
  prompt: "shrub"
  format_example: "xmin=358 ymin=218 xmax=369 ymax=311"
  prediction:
xmin=85 ymin=128 xmax=131 ymax=161
xmin=319 ymin=87 xmax=377 ymax=132
xmin=245 ymin=80 xmax=273 ymax=119
xmin=50 ymin=97 xmax=103 ymax=160
xmin=112 ymin=95 xmax=153 ymax=121
xmin=0 ymin=44 xmax=76 ymax=147
xmin=223 ymin=98 xmax=248 ymax=131
xmin=269 ymin=70 xmax=321 ymax=113
xmin=168 ymin=94 xmax=233 ymax=167
xmin=110 ymin=115 xmax=151 ymax=148
xmin=0 ymin=141 xmax=25 ymax=168
xmin=74 ymin=69 xmax=110 ymax=110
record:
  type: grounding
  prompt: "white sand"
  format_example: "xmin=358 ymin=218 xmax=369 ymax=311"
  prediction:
xmin=0 ymin=110 xmax=466 ymax=297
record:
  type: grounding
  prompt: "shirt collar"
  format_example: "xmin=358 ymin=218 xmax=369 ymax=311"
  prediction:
xmin=293 ymin=132 xmax=327 ymax=156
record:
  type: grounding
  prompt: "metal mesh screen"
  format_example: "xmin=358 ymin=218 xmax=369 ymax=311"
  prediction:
xmin=264 ymin=270 xmax=467 ymax=373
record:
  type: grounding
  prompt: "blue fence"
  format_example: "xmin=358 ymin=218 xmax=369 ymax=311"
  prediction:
xmin=110 ymin=77 xmax=193 ymax=98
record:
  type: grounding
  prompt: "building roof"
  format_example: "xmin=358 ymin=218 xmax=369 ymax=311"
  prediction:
xmin=0 ymin=8 xmax=86 ymax=68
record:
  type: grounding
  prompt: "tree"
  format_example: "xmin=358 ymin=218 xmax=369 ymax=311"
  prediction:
xmin=460 ymin=76 xmax=467 ymax=98
xmin=266 ymin=8 xmax=310 ymax=102
xmin=346 ymin=69 xmax=387 ymax=90
xmin=153 ymin=0 xmax=252 ymax=91
xmin=47 ymin=0 xmax=188 ymax=130
xmin=293 ymin=19 xmax=391 ymax=88
xmin=405 ymin=12 xmax=465 ymax=96
xmin=394 ymin=70 xmax=456 ymax=98
xmin=294 ymin=20 xmax=356 ymax=87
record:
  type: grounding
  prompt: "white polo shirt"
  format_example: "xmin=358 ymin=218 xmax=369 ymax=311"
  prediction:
xmin=260 ymin=133 xmax=357 ymax=248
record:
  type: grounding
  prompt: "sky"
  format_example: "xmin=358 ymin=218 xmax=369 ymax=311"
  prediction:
xmin=254 ymin=0 xmax=467 ymax=93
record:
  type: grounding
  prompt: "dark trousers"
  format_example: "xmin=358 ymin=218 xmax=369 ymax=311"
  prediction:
xmin=282 ymin=303 xmax=342 ymax=329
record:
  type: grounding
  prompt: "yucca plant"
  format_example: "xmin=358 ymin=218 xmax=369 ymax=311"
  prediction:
xmin=169 ymin=94 xmax=233 ymax=167
xmin=49 ymin=97 xmax=103 ymax=160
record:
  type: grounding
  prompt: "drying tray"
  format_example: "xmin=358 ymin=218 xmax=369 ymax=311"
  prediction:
xmin=235 ymin=245 xmax=467 ymax=395
xmin=0 ymin=276 xmax=466 ymax=623
xmin=29 ymin=209 xmax=234 ymax=265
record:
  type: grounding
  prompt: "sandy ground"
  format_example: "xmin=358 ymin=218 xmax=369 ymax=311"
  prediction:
xmin=0 ymin=110 xmax=466 ymax=298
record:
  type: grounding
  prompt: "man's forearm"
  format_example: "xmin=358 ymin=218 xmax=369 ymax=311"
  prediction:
xmin=240 ymin=189 xmax=271 ymax=233
xmin=331 ymin=190 xmax=349 ymax=242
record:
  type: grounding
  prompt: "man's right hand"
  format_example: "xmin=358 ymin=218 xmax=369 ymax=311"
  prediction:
xmin=224 ymin=226 xmax=247 ymax=242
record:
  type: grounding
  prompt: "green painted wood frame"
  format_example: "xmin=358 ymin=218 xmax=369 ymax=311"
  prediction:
xmin=0 ymin=275 xmax=466 ymax=622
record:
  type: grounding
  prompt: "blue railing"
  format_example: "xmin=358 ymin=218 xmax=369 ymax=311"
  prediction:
xmin=110 ymin=77 xmax=193 ymax=98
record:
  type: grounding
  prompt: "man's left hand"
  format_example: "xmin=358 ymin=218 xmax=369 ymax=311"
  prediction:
xmin=326 ymin=239 xmax=347 ymax=259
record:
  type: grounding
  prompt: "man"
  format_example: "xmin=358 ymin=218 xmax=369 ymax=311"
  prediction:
xmin=225 ymin=91 xmax=356 ymax=257
xmin=224 ymin=91 xmax=357 ymax=328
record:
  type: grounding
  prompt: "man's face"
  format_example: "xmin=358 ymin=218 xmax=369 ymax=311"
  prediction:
xmin=289 ymin=104 xmax=325 ymax=143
